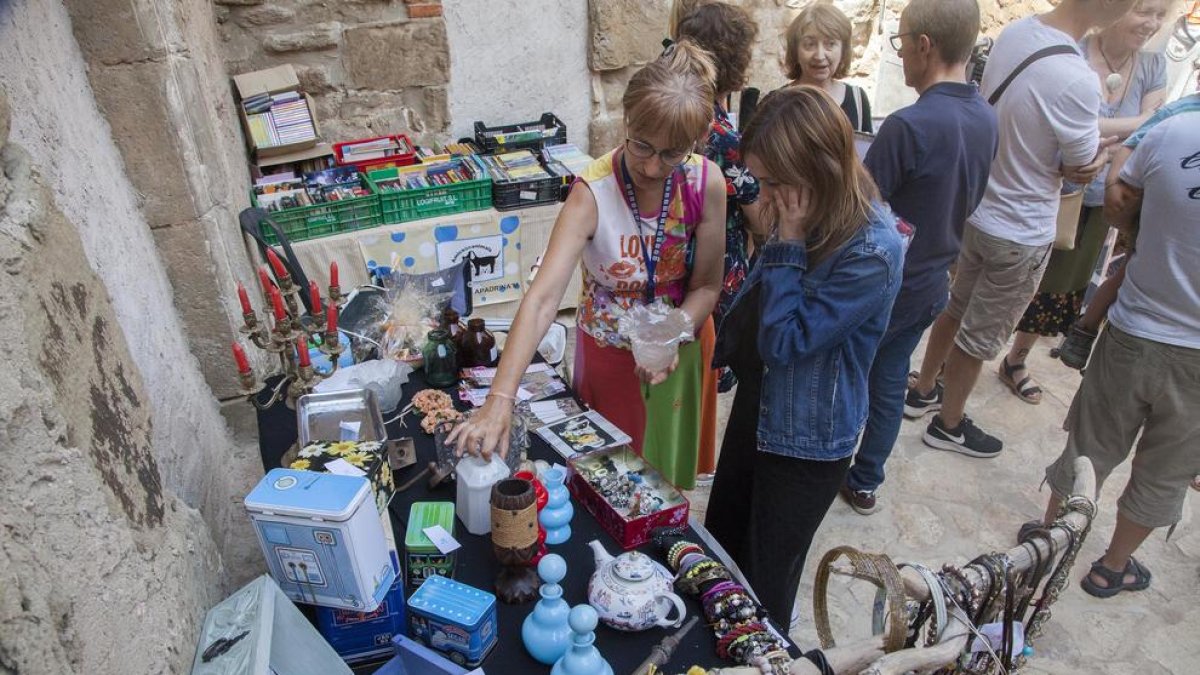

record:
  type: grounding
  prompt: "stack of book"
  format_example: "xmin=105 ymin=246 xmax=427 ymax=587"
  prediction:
xmin=372 ymin=160 xmax=480 ymax=193
xmin=474 ymin=150 xmax=552 ymax=184
xmin=542 ymin=144 xmax=594 ymax=178
xmin=243 ymin=91 xmax=316 ymax=149
xmin=253 ymin=166 xmax=368 ymax=212
xmin=339 ymin=136 xmax=414 ymax=163
xmin=253 ymin=174 xmax=311 ymax=212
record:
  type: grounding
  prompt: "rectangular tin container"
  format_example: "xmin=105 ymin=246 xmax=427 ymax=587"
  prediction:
xmin=406 ymin=576 xmax=497 ymax=669
xmin=404 ymin=502 xmax=457 ymax=588
xmin=244 ymin=469 xmax=396 ymax=612
xmin=315 ymin=578 xmax=406 ymax=665
xmin=296 ymin=388 xmax=388 ymax=447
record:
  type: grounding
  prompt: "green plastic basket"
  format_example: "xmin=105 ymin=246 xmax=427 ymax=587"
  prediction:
xmin=367 ymin=161 xmax=492 ymax=225
xmin=249 ymin=184 xmax=382 ymax=244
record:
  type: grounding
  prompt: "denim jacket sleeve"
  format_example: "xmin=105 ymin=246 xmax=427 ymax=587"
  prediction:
xmin=756 ymin=240 xmax=895 ymax=365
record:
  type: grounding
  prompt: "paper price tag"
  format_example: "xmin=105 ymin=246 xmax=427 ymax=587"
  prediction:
xmin=325 ymin=458 xmax=366 ymax=477
xmin=422 ymin=525 xmax=462 ymax=554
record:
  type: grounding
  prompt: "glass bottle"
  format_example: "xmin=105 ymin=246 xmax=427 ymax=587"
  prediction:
xmin=440 ymin=307 xmax=464 ymax=344
xmin=459 ymin=318 xmax=497 ymax=368
xmin=422 ymin=328 xmax=458 ymax=388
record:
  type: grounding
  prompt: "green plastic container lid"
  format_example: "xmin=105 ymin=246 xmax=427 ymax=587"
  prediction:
xmin=404 ymin=501 xmax=456 ymax=552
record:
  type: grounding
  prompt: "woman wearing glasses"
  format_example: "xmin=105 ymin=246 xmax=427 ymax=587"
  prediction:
xmin=450 ymin=42 xmax=727 ymax=491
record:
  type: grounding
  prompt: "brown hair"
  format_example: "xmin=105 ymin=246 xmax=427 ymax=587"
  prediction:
xmin=742 ymin=86 xmax=878 ymax=264
xmin=668 ymin=0 xmax=714 ymax=40
xmin=783 ymin=2 xmax=853 ymax=81
xmin=904 ymin=0 xmax=981 ymax=65
xmin=675 ymin=3 xmax=759 ymax=97
xmin=623 ymin=40 xmax=717 ymax=148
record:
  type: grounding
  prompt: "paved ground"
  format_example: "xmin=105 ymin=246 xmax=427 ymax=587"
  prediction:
xmin=558 ymin=316 xmax=1197 ymax=673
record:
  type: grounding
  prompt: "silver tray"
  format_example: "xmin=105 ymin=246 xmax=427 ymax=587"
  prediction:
xmin=296 ymin=388 xmax=388 ymax=447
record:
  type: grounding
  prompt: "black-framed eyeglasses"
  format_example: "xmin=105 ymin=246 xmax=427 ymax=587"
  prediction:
xmin=624 ymin=138 xmax=693 ymax=168
xmin=889 ymin=32 xmax=917 ymax=51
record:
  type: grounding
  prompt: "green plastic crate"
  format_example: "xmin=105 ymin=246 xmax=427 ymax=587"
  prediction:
xmin=249 ymin=184 xmax=382 ymax=244
xmin=367 ymin=160 xmax=492 ymax=225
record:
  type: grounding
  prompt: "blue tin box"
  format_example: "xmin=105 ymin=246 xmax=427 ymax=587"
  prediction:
xmin=406 ymin=576 xmax=497 ymax=668
xmin=373 ymin=635 xmax=469 ymax=675
xmin=315 ymin=578 xmax=406 ymax=664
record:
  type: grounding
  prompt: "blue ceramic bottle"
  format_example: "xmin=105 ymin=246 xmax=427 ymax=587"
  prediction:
xmin=539 ymin=466 xmax=574 ymax=545
xmin=522 ymin=553 xmax=572 ymax=665
xmin=551 ymin=605 xmax=614 ymax=675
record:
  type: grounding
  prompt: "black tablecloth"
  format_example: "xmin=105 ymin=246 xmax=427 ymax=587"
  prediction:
xmin=256 ymin=368 xmax=792 ymax=673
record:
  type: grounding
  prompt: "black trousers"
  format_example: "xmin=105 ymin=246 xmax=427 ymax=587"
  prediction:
xmin=705 ymin=382 xmax=851 ymax=625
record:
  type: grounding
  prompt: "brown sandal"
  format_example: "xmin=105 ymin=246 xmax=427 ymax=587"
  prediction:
xmin=999 ymin=357 xmax=1042 ymax=405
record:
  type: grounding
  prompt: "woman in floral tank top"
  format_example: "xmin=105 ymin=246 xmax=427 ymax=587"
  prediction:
xmin=450 ymin=43 xmax=727 ymax=490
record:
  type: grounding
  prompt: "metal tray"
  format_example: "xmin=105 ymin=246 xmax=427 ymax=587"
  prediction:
xmin=296 ymin=388 xmax=388 ymax=446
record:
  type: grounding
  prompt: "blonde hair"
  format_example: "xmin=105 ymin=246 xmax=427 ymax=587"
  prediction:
xmin=668 ymin=0 xmax=714 ymax=40
xmin=783 ymin=2 xmax=854 ymax=81
xmin=742 ymin=86 xmax=879 ymax=264
xmin=623 ymin=40 xmax=717 ymax=148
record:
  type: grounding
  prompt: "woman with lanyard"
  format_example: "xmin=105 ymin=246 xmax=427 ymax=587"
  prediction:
xmin=450 ymin=42 xmax=727 ymax=491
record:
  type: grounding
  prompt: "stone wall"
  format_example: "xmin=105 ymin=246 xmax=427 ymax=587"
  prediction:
xmin=0 ymin=83 xmax=225 ymax=675
xmin=214 ymin=0 xmax=453 ymax=144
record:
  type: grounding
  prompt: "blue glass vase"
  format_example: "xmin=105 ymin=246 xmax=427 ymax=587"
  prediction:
xmin=551 ymin=605 xmax=614 ymax=675
xmin=539 ymin=466 xmax=574 ymax=545
xmin=521 ymin=554 xmax=572 ymax=665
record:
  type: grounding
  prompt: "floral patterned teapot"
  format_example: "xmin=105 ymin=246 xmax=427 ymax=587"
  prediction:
xmin=586 ymin=539 xmax=686 ymax=632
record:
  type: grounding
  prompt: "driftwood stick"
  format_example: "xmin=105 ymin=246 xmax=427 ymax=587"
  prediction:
xmin=859 ymin=612 xmax=970 ymax=675
xmin=710 ymin=637 xmax=886 ymax=675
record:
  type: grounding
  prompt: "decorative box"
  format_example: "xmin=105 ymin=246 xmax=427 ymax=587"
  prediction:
xmin=293 ymin=440 xmax=400 ymax=575
xmin=315 ymin=578 xmax=406 ymax=665
xmin=567 ymin=446 xmax=689 ymax=550
xmin=406 ymin=576 xmax=498 ymax=669
xmin=244 ymin=469 xmax=396 ymax=612
xmin=404 ymin=502 xmax=457 ymax=588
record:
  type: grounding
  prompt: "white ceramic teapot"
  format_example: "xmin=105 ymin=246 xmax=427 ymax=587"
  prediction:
xmin=586 ymin=539 xmax=686 ymax=632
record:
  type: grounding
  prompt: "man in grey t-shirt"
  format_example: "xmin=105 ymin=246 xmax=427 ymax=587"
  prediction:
xmin=1038 ymin=109 xmax=1200 ymax=599
xmin=908 ymin=0 xmax=1133 ymax=458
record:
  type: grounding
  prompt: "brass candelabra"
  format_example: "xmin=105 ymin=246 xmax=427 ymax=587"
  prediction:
xmin=232 ymin=252 xmax=346 ymax=409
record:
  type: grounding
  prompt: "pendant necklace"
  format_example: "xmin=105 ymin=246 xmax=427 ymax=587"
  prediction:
xmin=1097 ymin=36 xmax=1132 ymax=95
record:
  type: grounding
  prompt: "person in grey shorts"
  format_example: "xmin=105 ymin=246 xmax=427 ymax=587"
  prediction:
xmin=1032 ymin=106 xmax=1200 ymax=598
xmin=906 ymin=0 xmax=1131 ymax=457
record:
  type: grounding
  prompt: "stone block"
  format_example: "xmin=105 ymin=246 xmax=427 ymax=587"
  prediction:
xmin=235 ymin=3 xmax=296 ymax=26
xmin=263 ymin=22 xmax=342 ymax=53
xmin=295 ymin=64 xmax=339 ymax=94
xmin=214 ymin=0 xmax=265 ymax=5
xmin=407 ymin=3 xmax=443 ymax=18
xmin=64 ymin=0 xmax=174 ymax=66
xmin=589 ymin=114 xmax=623 ymax=155
xmin=88 ymin=61 xmax=201 ymax=228
xmin=345 ymin=21 xmax=449 ymax=89
xmin=588 ymin=0 xmax=670 ymax=71
xmin=152 ymin=221 xmax=245 ymax=400
xmin=421 ymin=85 xmax=450 ymax=135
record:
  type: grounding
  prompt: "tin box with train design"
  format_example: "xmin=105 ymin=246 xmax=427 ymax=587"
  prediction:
xmin=406 ymin=575 xmax=497 ymax=668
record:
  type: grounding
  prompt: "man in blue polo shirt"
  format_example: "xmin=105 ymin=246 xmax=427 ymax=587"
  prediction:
xmin=842 ymin=0 xmax=998 ymax=514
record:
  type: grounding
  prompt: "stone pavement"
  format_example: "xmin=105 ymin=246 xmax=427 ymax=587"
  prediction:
xmin=682 ymin=336 xmax=1198 ymax=674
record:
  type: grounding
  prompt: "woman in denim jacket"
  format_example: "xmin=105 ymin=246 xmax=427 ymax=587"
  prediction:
xmin=705 ymin=86 xmax=905 ymax=626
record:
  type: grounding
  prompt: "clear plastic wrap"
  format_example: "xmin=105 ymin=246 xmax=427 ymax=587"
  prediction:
xmin=617 ymin=302 xmax=693 ymax=373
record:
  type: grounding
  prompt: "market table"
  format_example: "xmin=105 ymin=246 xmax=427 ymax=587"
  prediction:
xmin=255 ymin=366 xmax=796 ymax=674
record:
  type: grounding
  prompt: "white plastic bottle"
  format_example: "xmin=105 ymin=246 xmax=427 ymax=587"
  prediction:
xmin=455 ymin=453 xmax=511 ymax=535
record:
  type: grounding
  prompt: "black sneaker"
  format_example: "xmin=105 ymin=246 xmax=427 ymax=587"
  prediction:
xmin=923 ymin=414 xmax=1002 ymax=458
xmin=904 ymin=382 xmax=943 ymax=419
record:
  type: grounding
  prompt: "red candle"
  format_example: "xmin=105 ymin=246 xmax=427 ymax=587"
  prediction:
xmin=296 ymin=336 xmax=311 ymax=367
xmin=237 ymin=282 xmax=252 ymax=315
xmin=330 ymin=261 xmax=340 ymax=287
xmin=231 ymin=342 xmax=251 ymax=374
xmin=266 ymin=248 xmax=288 ymax=279
xmin=257 ymin=266 xmax=273 ymax=295
xmin=327 ymin=301 xmax=338 ymax=334
xmin=269 ymin=285 xmax=286 ymax=322
xmin=308 ymin=280 xmax=323 ymax=314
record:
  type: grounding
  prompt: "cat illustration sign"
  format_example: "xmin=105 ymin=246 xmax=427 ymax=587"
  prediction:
xmin=437 ymin=235 xmax=504 ymax=283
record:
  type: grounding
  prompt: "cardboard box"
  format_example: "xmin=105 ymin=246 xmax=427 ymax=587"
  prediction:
xmin=233 ymin=64 xmax=320 ymax=159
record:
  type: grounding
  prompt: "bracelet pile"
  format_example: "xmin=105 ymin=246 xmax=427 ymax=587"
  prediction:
xmin=657 ymin=534 xmax=792 ymax=674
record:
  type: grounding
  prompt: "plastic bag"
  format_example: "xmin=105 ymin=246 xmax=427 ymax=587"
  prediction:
xmin=314 ymin=359 xmax=413 ymax=412
xmin=617 ymin=302 xmax=693 ymax=373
